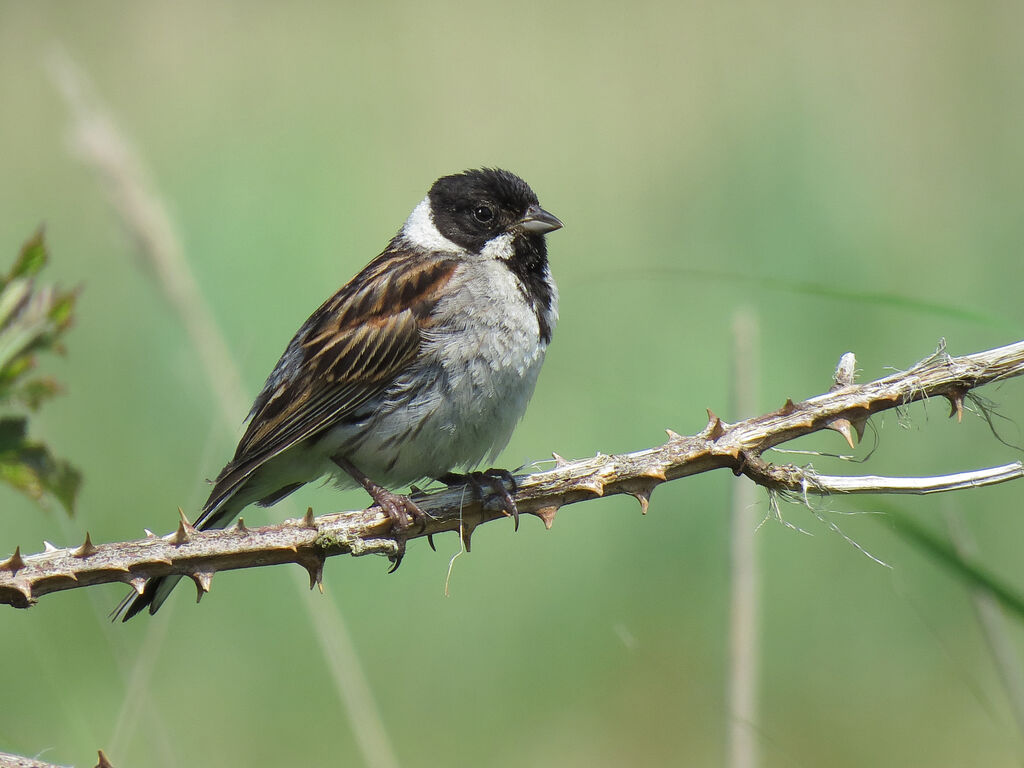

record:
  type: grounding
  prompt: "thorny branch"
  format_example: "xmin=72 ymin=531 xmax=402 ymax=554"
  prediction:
xmin=0 ymin=748 xmax=112 ymax=768
xmin=3 ymin=339 xmax=1024 ymax=610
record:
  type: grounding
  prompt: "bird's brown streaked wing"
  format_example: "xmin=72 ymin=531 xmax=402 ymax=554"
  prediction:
xmin=198 ymin=253 xmax=459 ymax=522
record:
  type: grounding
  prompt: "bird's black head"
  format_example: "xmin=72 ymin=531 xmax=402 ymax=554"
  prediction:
xmin=428 ymin=168 xmax=562 ymax=255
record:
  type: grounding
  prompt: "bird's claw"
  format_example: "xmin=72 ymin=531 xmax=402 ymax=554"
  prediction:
xmin=440 ymin=468 xmax=520 ymax=530
xmin=387 ymin=537 xmax=407 ymax=573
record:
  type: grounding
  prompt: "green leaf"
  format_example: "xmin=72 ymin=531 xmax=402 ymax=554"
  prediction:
xmin=14 ymin=377 xmax=62 ymax=410
xmin=0 ymin=439 xmax=82 ymax=516
xmin=10 ymin=229 xmax=48 ymax=281
xmin=48 ymin=290 xmax=77 ymax=330
xmin=45 ymin=458 xmax=82 ymax=515
xmin=0 ymin=279 xmax=32 ymax=332
xmin=0 ymin=231 xmax=81 ymax=516
xmin=0 ymin=416 xmax=28 ymax=451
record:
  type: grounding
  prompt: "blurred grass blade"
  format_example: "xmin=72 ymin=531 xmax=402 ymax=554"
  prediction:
xmin=877 ymin=504 xmax=1024 ymax=620
xmin=597 ymin=267 xmax=1002 ymax=327
xmin=49 ymin=50 xmax=400 ymax=767
xmin=947 ymin=507 xmax=1024 ymax=737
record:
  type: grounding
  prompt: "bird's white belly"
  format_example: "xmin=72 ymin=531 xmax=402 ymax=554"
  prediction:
xmin=316 ymin=259 xmax=554 ymax=488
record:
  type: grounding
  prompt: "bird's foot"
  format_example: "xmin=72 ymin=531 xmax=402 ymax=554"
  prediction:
xmin=350 ymin=473 xmax=423 ymax=573
xmin=331 ymin=454 xmax=425 ymax=532
xmin=370 ymin=485 xmax=425 ymax=531
xmin=439 ymin=468 xmax=519 ymax=530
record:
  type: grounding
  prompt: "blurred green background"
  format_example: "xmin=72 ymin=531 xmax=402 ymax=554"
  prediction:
xmin=3 ymin=2 xmax=1024 ymax=766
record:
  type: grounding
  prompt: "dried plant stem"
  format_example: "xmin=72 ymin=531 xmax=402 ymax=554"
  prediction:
xmin=4 ymin=339 xmax=1024 ymax=607
xmin=0 ymin=750 xmax=70 ymax=768
xmin=48 ymin=49 xmax=248 ymax=422
xmin=727 ymin=309 xmax=760 ymax=768
xmin=744 ymin=458 xmax=1024 ymax=496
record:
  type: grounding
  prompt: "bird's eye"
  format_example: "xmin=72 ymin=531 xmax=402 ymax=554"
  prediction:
xmin=473 ymin=205 xmax=494 ymax=223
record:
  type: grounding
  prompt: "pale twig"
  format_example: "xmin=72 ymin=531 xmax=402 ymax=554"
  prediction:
xmin=748 ymin=461 xmax=1024 ymax=496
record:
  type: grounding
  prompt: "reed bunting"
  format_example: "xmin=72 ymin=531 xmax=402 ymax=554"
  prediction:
xmin=117 ymin=168 xmax=562 ymax=620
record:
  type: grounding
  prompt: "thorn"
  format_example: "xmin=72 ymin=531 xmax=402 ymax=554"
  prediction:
xmin=460 ymin=519 xmax=477 ymax=551
xmin=1 ymin=546 xmax=25 ymax=574
xmin=234 ymin=517 xmax=249 ymax=534
xmin=96 ymin=749 xmax=114 ymax=768
xmin=299 ymin=555 xmax=325 ymax=592
xmin=630 ymin=488 xmax=652 ymax=514
xmin=144 ymin=529 xmax=156 ymax=539
xmin=946 ymin=389 xmax=965 ymax=423
xmin=665 ymin=428 xmax=682 ymax=441
xmin=172 ymin=508 xmax=196 ymax=546
xmin=190 ymin=570 xmax=214 ymax=601
xmin=577 ymin=478 xmax=605 ymax=496
xmin=303 ymin=507 xmax=316 ymax=529
xmin=779 ymin=398 xmax=796 ymax=416
xmin=704 ymin=409 xmax=726 ymax=441
xmin=552 ymin=452 xmax=569 ymax=468
xmin=832 ymin=352 xmax=858 ymax=389
xmin=828 ymin=418 xmax=857 ymax=449
xmin=850 ymin=416 xmax=868 ymax=442
xmin=128 ymin=576 xmax=147 ymax=596
xmin=427 ymin=534 xmax=436 ymax=551
xmin=533 ymin=505 xmax=559 ymax=529
xmin=43 ymin=541 xmax=59 ymax=553
xmin=73 ymin=533 xmax=98 ymax=558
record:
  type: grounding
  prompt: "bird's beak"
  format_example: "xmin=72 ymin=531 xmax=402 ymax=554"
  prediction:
xmin=518 ymin=204 xmax=563 ymax=234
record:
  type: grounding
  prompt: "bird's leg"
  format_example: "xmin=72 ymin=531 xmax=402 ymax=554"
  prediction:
xmin=438 ymin=468 xmax=519 ymax=531
xmin=331 ymin=455 xmax=424 ymax=531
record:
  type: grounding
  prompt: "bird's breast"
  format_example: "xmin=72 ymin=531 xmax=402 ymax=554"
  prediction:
xmin=423 ymin=258 xmax=554 ymax=428
xmin=336 ymin=258 xmax=556 ymax=485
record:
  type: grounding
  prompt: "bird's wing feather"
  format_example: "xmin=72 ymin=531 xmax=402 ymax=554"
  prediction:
xmin=197 ymin=250 xmax=458 ymax=525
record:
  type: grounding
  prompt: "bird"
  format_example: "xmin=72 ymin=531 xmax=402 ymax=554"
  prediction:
xmin=115 ymin=168 xmax=562 ymax=620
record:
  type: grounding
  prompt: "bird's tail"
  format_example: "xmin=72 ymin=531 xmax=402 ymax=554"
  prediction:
xmin=112 ymin=492 xmax=247 ymax=622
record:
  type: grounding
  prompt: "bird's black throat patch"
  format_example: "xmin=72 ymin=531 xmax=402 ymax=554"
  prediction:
xmin=506 ymin=233 xmax=554 ymax=344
